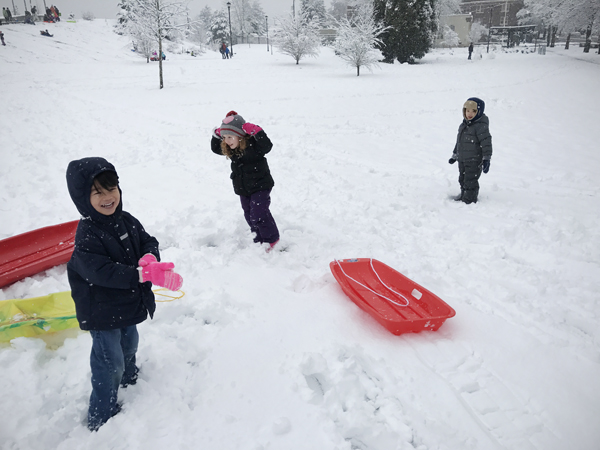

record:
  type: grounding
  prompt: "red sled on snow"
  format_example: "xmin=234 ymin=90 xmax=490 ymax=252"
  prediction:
xmin=330 ymin=258 xmax=455 ymax=335
xmin=0 ymin=220 xmax=79 ymax=288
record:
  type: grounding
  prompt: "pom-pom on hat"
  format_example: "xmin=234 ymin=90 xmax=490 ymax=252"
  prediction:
xmin=220 ymin=110 xmax=246 ymax=137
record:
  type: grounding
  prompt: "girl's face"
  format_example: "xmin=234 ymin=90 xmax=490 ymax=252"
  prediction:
xmin=465 ymin=108 xmax=477 ymax=120
xmin=224 ymin=134 xmax=240 ymax=149
xmin=90 ymin=183 xmax=120 ymax=216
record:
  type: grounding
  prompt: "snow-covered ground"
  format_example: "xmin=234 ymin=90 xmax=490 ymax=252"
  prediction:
xmin=1 ymin=19 xmax=599 ymax=450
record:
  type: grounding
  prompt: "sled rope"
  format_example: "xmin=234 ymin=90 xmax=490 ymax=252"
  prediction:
xmin=334 ymin=259 xmax=409 ymax=307
xmin=152 ymin=288 xmax=185 ymax=302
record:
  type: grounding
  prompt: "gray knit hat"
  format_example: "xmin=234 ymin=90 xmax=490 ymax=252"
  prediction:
xmin=220 ymin=110 xmax=246 ymax=137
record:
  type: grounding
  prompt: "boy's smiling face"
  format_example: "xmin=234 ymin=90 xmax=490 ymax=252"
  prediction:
xmin=465 ymin=108 xmax=477 ymax=120
xmin=90 ymin=182 xmax=120 ymax=216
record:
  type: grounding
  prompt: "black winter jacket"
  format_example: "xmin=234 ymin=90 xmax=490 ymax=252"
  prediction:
xmin=452 ymin=114 xmax=493 ymax=163
xmin=66 ymin=157 xmax=159 ymax=331
xmin=211 ymin=130 xmax=274 ymax=197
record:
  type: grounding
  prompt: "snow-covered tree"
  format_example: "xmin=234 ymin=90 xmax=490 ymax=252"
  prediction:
xmin=229 ymin=0 xmax=250 ymax=43
xmin=228 ymin=0 xmax=266 ymax=44
xmin=123 ymin=0 xmax=192 ymax=89
xmin=373 ymin=0 xmax=438 ymax=64
xmin=136 ymin=36 xmax=155 ymax=62
xmin=332 ymin=2 xmax=388 ymax=76
xmin=441 ymin=24 xmax=459 ymax=48
xmin=521 ymin=0 xmax=600 ymax=53
xmin=329 ymin=0 xmax=349 ymax=22
xmin=189 ymin=5 xmax=213 ymax=45
xmin=436 ymin=0 xmax=461 ymax=17
xmin=274 ymin=12 xmax=322 ymax=64
xmin=301 ymin=0 xmax=327 ymax=26
xmin=246 ymin=1 xmax=267 ymax=37
xmin=468 ymin=22 xmax=488 ymax=44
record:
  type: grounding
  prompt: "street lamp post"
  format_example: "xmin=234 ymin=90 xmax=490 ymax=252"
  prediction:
xmin=265 ymin=15 xmax=269 ymax=52
xmin=227 ymin=1 xmax=234 ymax=57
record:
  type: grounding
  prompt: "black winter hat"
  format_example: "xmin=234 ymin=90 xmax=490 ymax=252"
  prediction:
xmin=220 ymin=110 xmax=246 ymax=137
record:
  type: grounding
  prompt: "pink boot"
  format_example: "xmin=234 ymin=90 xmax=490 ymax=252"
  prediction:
xmin=266 ymin=240 xmax=279 ymax=253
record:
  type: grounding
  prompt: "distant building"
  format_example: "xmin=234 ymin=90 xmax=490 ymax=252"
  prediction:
xmin=459 ymin=0 xmax=524 ymax=27
xmin=436 ymin=14 xmax=473 ymax=47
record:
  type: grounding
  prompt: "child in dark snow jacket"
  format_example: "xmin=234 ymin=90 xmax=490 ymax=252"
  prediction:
xmin=211 ymin=111 xmax=280 ymax=250
xmin=66 ymin=157 xmax=183 ymax=431
xmin=449 ymin=97 xmax=493 ymax=204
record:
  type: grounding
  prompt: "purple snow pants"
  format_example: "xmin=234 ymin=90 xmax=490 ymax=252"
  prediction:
xmin=239 ymin=189 xmax=279 ymax=244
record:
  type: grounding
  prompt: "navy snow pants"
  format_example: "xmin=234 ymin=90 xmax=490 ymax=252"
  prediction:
xmin=239 ymin=189 xmax=279 ymax=244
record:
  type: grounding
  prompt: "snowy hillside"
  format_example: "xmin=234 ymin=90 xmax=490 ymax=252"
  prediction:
xmin=1 ymin=19 xmax=599 ymax=450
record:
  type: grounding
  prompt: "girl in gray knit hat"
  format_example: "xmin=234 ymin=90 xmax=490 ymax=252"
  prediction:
xmin=211 ymin=111 xmax=280 ymax=251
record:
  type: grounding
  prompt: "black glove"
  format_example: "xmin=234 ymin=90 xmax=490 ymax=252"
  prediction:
xmin=481 ymin=160 xmax=490 ymax=173
xmin=448 ymin=157 xmax=457 ymax=164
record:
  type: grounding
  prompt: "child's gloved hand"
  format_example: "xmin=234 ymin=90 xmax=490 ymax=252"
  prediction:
xmin=138 ymin=253 xmax=158 ymax=267
xmin=140 ymin=261 xmax=183 ymax=291
xmin=242 ymin=123 xmax=262 ymax=136
xmin=481 ymin=160 xmax=490 ymax=173
xmin=448 ymin=157 xmax=457 ymax=164
xmin=212 ymin=127 xmax=222 ymax=139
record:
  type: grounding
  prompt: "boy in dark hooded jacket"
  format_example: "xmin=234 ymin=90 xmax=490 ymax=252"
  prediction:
xmin=66 ymin=157 xmax=183 ymax=431
xmin=449 ymin=97 xmax=493 ymax=204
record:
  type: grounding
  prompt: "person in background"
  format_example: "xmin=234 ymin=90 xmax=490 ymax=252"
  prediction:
xmin=24 ymin=10 xmax=34 ymax=25
xmin=3 ymin=7 xmax=12 ymax=24
xmin=468 ymin=42 xmax=474 ymax=60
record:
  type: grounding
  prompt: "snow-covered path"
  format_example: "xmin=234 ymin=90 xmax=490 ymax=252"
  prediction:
xmin=1 ymin=19 xmax=599 ymax=450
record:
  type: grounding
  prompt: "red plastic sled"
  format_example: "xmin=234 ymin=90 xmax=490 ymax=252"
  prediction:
xmin=0 ymin=220 xmax=79 ymax=288
xmin=330 ymin=258 xmax=455 ymax=335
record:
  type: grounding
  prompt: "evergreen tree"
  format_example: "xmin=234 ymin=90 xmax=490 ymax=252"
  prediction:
xmin=116 ymin=0 xmax=135 ymax=34
xmin=210 ymin=10 xmax=229 ymax=44
xmin=373 ymin=0 xmax=437 ymax=64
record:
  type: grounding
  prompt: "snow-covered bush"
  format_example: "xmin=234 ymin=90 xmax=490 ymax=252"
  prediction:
xmin=81 ymin=11 xmax=95 ymax=21
xmin=469 ymin=22 xmax=488 ymax=44
xmin=441 ymin=24 xmax=459 ymax=48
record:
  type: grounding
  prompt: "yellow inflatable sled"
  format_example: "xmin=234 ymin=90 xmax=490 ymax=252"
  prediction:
xmin=0 ymin=289 xmax=184 ymax=343
xmin=0 ymin=291 xmax=78 ymax=343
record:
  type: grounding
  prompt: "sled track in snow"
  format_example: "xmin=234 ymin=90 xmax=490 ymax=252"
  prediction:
xmin=411 ymin=337 xmax=558 ymax=450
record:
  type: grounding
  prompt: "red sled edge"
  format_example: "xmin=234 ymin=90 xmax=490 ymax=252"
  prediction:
xmin=0 ymin=220 xmax=79 ymax=288
xmin=329 ymin=258 xmax=456 ymax=336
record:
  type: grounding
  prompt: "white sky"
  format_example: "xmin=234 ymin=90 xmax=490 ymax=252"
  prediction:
xmin=16 ymin=0 xmax=332 ymax=20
